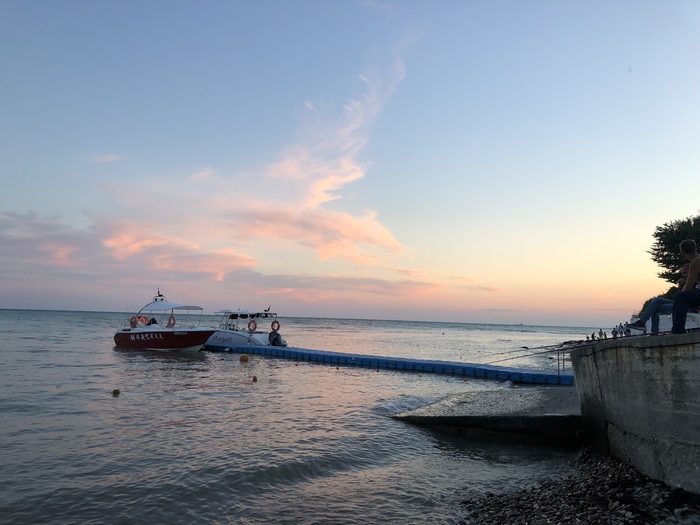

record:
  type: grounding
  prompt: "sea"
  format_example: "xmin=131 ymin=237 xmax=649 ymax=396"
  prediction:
xmin=0 ymin=309 xmax=597 ymax=524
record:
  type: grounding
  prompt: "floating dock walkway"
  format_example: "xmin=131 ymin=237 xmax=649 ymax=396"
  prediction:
xmin=204 ymin=344 xmax=574 ymax=385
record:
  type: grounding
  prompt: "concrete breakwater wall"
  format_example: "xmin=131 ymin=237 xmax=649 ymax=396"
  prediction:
xmin=570 ymin=333 xmax=700 ymax=495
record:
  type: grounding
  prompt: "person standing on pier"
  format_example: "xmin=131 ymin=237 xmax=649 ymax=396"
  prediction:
xmin=671 ymin=240 xmax=700 ymax=334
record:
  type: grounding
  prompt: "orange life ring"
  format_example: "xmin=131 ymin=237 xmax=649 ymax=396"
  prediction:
xmin=166 ymin=315 xmax=176 ymax=328
xmin=271 ymin=320 xmax=280 ymax=331
xmin=247 ymin=319 xmax=257 ymax=332
xmin=129 ymin=316 xmax=138 ymax=328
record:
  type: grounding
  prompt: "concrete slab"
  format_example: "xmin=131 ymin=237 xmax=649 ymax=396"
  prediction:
xmin=393 ymin=386 xmax=583 ymax=447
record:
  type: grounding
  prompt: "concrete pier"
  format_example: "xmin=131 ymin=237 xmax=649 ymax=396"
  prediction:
xmin=570 ymin=333 xmax=700 ymax=495
xmin=393 ymin=386 xmax=583 ymax=447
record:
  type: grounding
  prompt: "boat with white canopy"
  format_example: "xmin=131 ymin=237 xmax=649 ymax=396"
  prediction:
xmin=114 ymin=290 xmax=216 ymax=351
xmin=203 ymin=309 xmax=287 ymax=351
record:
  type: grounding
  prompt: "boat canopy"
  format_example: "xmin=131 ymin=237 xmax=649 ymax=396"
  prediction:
xmin=139 ymin=300 xmax=203 ymax=312
xmin=214 ymin=309 xmax=277 ymax=319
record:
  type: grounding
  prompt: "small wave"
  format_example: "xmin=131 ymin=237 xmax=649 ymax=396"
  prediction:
xmin=375 ymin=395 xmax=440 ymax=415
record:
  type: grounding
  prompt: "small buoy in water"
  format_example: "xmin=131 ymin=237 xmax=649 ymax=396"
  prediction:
xmin=112 ymin=389 xmax=121 ymax=397
xmin=295 ymin=363 xmax=298 ymax=366
xmin=336 ymin=367 xmax=339 ymax=370
xmin=239 ymin=354 xmax=249 ymax=362
xmin=252 ymin=376 xmax=258 ymax=382
xmin=463 ymin=378 xmax=467 ymax=382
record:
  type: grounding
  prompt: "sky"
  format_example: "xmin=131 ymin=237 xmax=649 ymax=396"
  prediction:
xmin=2 ymin=1 xmax=700 ymax=327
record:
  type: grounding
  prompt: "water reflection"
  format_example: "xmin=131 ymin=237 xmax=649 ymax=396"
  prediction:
xmin=112 ymin=346 xmax=209 ymax=364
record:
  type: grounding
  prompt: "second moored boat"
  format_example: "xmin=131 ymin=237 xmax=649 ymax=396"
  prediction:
xmin=203 ymin=309 xmax=287 ymax=351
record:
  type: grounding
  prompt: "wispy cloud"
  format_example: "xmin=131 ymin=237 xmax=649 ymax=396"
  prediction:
xmin=268 ymin=58 xmax=406 ymax=211
xmin=221 ymin=204 xmax=405 ymax=263
xmin=187 ymin=167 xmax=217 ymax=181
xmin=90 ymin=154 xmax=121 ymax=163
xmin=393 ymin=267 xmax=501 ymax=292
xmin=93 ymin=56 xmax=409 ymax=267
xmin=0 ymin=53 xmax=500 ymax=316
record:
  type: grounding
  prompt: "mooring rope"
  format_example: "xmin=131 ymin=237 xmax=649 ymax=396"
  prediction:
xmin=484 ymin=341 xmax=582 ymax=365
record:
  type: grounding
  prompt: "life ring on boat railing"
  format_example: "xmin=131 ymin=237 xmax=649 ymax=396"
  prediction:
xmin=166 ymin=315 xmax=176 ymax=328
xmin=138 ymin=316 xmax=150 ymax=325
xmin=129 ymin=316 xmax=138 ymax=328
xmin=271 ymin=320 xmax=280 ymax=332
xmin=247 ymin=319 xmax=257 ymax=332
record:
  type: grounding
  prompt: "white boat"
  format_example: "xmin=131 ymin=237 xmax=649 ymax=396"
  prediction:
xmin=203 ymin=309 xmax=287 ymax=351
xmin=114 ymin=290 xmax=217 ymax=351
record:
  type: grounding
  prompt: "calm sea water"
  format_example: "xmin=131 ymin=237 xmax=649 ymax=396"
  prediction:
xmin=0 ymin=310 xmax=594 ymax=524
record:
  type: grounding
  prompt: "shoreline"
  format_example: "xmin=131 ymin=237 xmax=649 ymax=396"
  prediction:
xmin=457 ymin=448 xmax=700 ymax=525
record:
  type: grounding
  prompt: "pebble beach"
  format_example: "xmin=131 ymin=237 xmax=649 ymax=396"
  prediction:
xmin=459 ymin=448 xmax=700 ymax=525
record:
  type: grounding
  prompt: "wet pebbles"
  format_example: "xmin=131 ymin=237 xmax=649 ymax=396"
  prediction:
xmin=459 ymin=449 xmax=700 ymax=525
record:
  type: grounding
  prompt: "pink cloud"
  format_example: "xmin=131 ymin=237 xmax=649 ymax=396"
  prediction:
xmin=262 ymin=147 xmax=366 ymax=208
xmin=102 ymin=230 xmax=177 ymax=260
xmin=1 ymin=212 xmax=96 ymax=270
xmin=100 ymin=223 xmax=257 ymax=280
xmin=0 ymin=212 xmax=257 ymax=285
xmin=145 ymin=249 xmax=256 ymax=282
xmin=0 ymin=56 xmax=512 ymax=319
xmin=41 ymin=243 xmax=79 ymax=267
xmin=0 ymin=211 xmax=509 ymax=319
xmin=304 ymin=158 xmax=366 ymax=209
xmin=90 ymin=58 xmax=408 ymax=270
xmin=223 ymin=205 xmax=405 ymax=264
xmin=393 ymin=267 xmax=501 ymax=292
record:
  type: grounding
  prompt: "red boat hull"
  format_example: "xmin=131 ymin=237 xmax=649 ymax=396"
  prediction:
xmin=114 ymin=328 xmax=217 ymax=351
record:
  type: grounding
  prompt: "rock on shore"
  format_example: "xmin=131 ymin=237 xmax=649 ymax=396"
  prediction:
xmin=458 ymin=449 xmax=700 ymax=525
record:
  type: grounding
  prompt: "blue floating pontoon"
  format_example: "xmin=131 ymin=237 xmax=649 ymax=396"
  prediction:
xmin=203 ymin=343 xmax=574 ymax=385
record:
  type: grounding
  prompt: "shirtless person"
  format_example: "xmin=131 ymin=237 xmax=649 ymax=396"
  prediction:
xmin=671 ymin=239 xmax=700 ymax=334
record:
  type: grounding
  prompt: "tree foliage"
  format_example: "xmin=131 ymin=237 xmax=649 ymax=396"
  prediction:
xmin=635 ymin=213 xmax=700 ymax=314
xmin=648 ymin=213 xmax=700 ymax=283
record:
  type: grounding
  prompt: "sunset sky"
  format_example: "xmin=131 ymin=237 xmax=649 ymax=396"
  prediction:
xmin=2 ymin=1 xmax=700 ymax=327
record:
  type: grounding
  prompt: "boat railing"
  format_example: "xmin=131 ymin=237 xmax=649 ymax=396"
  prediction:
xmin=215 ymin=310 xmax=279 ymax=331
xmin=118 ymin=308 xmax=207 ymax=330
